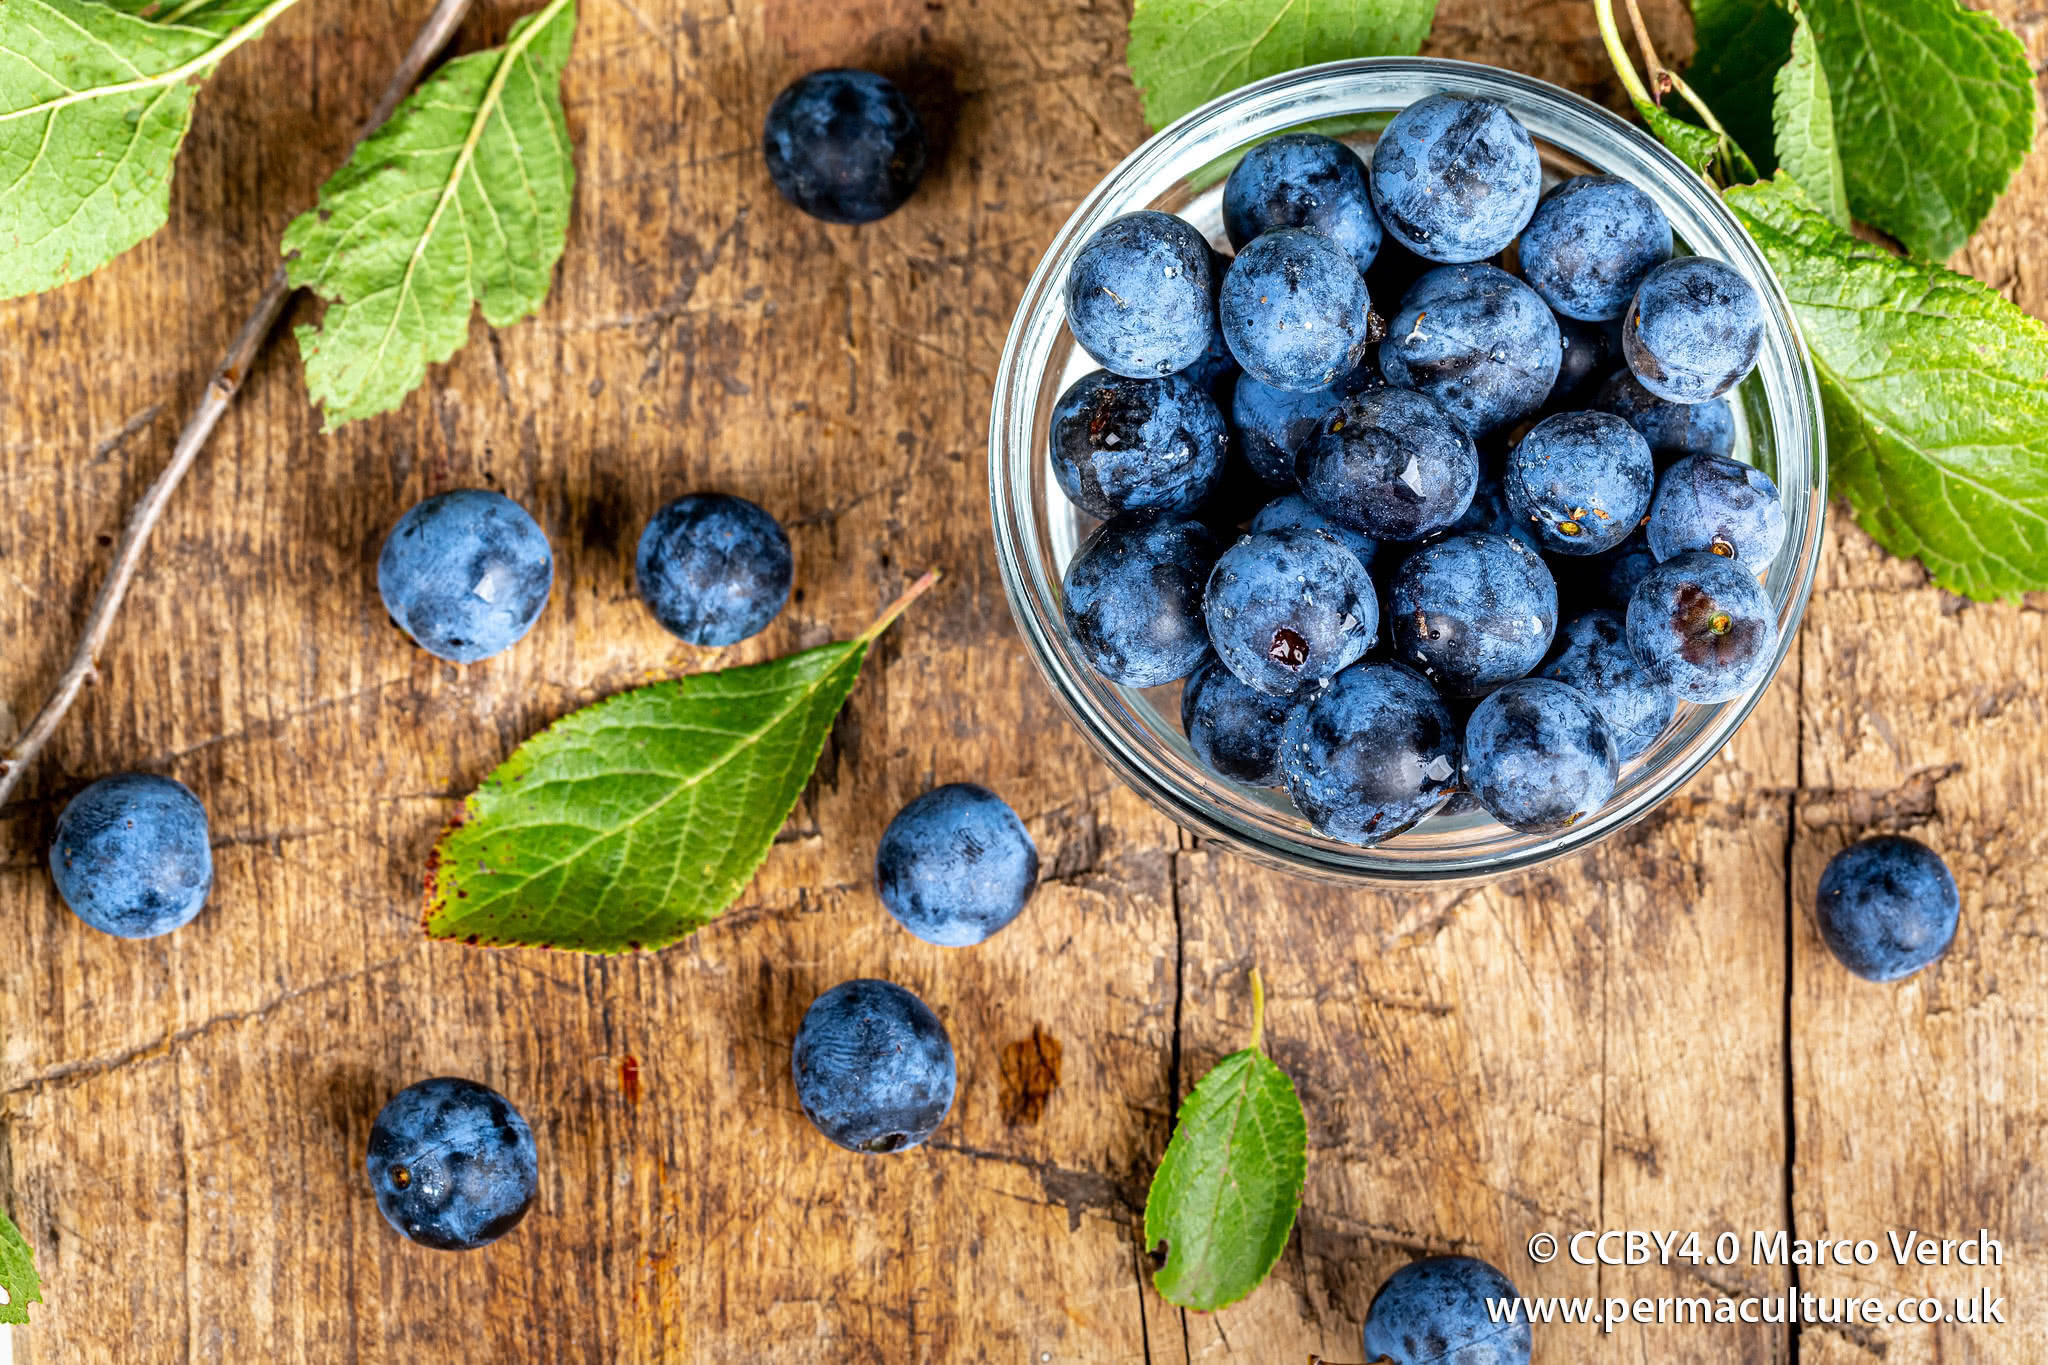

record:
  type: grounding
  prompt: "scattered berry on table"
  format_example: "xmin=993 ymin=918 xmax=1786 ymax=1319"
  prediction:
xmin=1645 ymin=452 xmax=1787 ymax=567
xmin=1379 ymin=263 xmax=1560 ymax=437
xmin=1223 ymin=132 xmax=1383 ymax=275
xmin=1517 ymin=174 xmax=1672 ymax=321
xmin=1462 ymin=676 xmax=1619 ymax=834
xmin=1065 ymin=211 xmax=1216 ymax=378
xmin=1298 ymin=386 xmax=1480 ymax=541
xmin=793 ymin=979 xmax=956 ymax=1153
xmin=1595 ymin=369 xmax=1735 ymax=462
xmin=1181 ymin=655 xmax=1297 ymax=786
xmin=1231 ymin=361 xmax=1381 ymax=487
xmin=1218 ymin=227 xmax=1374 ymax=392
xmin=1624 ymin=550 xmax=1780 ymax=703
xmin=1280 ymin=661 xmax=1460 ymax=845
xmin=762 ymin=69 xmax=926 ymax=225
xmin=1623 ymin=256 xmax=1764 ymax=403
xmin=875 ymin=784 xmax=1040 ymax=947
xmin=48 ymin=773 xmax=212 ymax=940
xmin=1389 ymin=531 xmax=1557 ymax=698
xmin=1204 ymin=527 xmax=1377 ymax=697
xmin=1503 ymin=410 xmax=1654 ymax=556
xmin=1370 ymin=93 xmax=1542 ymax=263
xmin=635 ymin=493 xmax=794 ymax=646
xmin=1364 ymin=1254 xmax=1533 ymax=1365
xmin=1250 ymin=492 xmax=1378 ymax=564
xmin=1814 ymin=836 xmax=1961 ymax=982
xmin=377 ymin=489 xmax=554 ymax=664
xmin=1062 ymin=510 xmax=1221 ymax=688
xmin=1049 ymin=369 xmax=1228 ymax=518
xmin=366 ymin=1077 xmax=538 ymax=1251
xmin=1539 ymin=609 xmax=1675 ymax=761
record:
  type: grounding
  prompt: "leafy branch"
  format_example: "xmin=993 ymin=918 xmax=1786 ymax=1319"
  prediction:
xmin=1597 ymin=0 xmax=2048 ymax=599
xmin=0 ymin=0 xmax=579 ymax=805
xmin=0 ymin=0 xmax=484 ymax=806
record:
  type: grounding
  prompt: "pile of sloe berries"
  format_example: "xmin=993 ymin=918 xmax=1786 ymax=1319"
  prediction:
xmin=1054 ymin=94 xmax=1792 ymax=845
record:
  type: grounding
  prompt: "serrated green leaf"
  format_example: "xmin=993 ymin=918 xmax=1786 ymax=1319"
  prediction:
xmin=0 ymin=0 xmax=302 ymax=298
xmin=283 ymin=0 xmax=576 ymax=430
xmin=1728 ymin=176 xmax=2048 ymax=600
xmin=1126 ymin=0 xmax=1437 ymax=131
xmin=1144 ymin=976 xmax=1306 ymax=1313
xmin=1772 ymin=10 xmax=1848 ymax=229
xmin=1799 ymin=0 xmax=2033 ymax=259
xmin=1632 ymin=97 xmax=1720 ymax=177
xmin=0 ymin=1204 xmax=41 ymax=1326
xmin=424 ymin=578 xmax=932 ymax=952
xmin=1687 ymin=0 xmax=1795 ymax=176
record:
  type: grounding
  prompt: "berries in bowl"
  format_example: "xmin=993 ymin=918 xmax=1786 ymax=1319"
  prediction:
xmin=990 ymin=59 xmax=1823 ymax=883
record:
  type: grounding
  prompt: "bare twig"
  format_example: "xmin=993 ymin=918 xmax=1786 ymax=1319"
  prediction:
xmin=0 ymin=0 xmax=476 ymax=808
xmin=1620 ymin=0 xmax=1666 ymax=99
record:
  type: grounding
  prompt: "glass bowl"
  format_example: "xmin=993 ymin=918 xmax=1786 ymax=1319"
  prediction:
xmin=988 ymin=58 xmax=1825 ymax=884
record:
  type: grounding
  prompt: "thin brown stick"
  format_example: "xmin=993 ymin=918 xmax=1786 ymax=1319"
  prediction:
xmin=0 ymin=0 xmax=476 ymax=808
xmin=1621 ymin=0 xmax=1667 ymax=97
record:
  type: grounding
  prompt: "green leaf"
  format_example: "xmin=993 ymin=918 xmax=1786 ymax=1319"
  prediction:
xmin=0 ymin=1204 xmax=41 ymax=1326
xmin=1772 ymin=9 xmax=1848 ymax=229
xmin=1145 ymin=971 xmax=1307 ymax=1312
xmin=1727 ymin=176 xmax=2048 ymax=600
xmin=423 ymin=574 xmax=936 ymax=953
xmin=283 ymin=0 xmax=577 ymax=430
xmin=0 ymin=0 xmax=303 ymax=298
xmin=1126 ymin=0 xmax=1437 ymax=131
xmin=1687 ymin=0 xmax=1795 ymax=176
xmin=1800 ymin=0 xmax=2034 ymax=259
xmin=1632 ymin=97 xmax=1721 ymax=177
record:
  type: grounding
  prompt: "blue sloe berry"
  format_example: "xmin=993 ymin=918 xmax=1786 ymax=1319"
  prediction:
xmin=1370 ymin=94 xmax=1542 ymax=264
xmin=1050 ymin=369 xmax=1229 ymax=518
xmin=1280 ymin=661 xmax=1460 ymax=846
xmin=636 ymin=493 xmax=794 ymax=646
xmin=1204 ymin=527 xmax=1377 ymax=697
xmin=1061 ymin=511 xmax=1221 ymax=688
xmin=762 ymin=70 xmax=926 ymax=225
xmin=1815 ymin=836 xmax=1961 ymax=982
xmin=1518 ymin=175 xmax=1672 ymax=321
xmin=1623 ymin=257 xmax=1764 ymax=403
xmin=49 ymin=773 xmax=213 ymax=940
xmin=793 ymin=979 xmax=956 ymax=1153
xmin=1298 ymin=386 xmax=1480 ymax=541
xmin=1379 ymin=264 xmax=1560 ymax=437
xmin=1645 ymin=453 xmax=1787 ymax=566
xmin=1389 ymin=531 xmax=1557 ymax=697
xmin=875 ymin=784 xmax=1039 ymax=947
xmin=1503 ymin=410 xmax=1655 ymax=555
xmin=1461 ymin=677 xmax=1619 ymax=834
xmin=378 ymin=489 xmax=554 ymax=664
xmin=366 ymin=1077 xmax=538 ymax=1251
xmin=1065 ymin=212 xmax=1216 ymax=379
xmin=1625 ymin=550 xmax=1780 ymax=703
xmin=1218 ymin=228 xmax=1374 ymax=392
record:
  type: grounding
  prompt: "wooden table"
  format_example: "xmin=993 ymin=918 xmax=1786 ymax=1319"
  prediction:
xmin=2 ymin=0 xmax=2042 ymax=1359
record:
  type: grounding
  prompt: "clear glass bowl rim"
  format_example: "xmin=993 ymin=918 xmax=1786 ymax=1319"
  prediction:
xmin=988 ymin=56 xmax=1826 ymax=885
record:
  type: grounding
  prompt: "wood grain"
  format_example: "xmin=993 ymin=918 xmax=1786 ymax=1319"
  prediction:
xmin=0 ymin=0 xmax=2042 ymax=1360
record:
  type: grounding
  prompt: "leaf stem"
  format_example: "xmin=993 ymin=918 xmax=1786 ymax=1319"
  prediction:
xmin=1620 ymin=0 xmax=1667 ymax=97
xmin=0 ymin=0 xmax=478 ymax=808
xmin=1248 ymin=966 xmax=1266 ymax=1054
xmin=858 ymin=570 xmax=943 ymax=645
xmin=1592 ymin=0 xmax=1655 ymax=110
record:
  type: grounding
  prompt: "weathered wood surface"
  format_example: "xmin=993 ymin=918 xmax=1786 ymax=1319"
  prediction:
xmin=0 ymin=0 xmax=2042 ymax=1360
